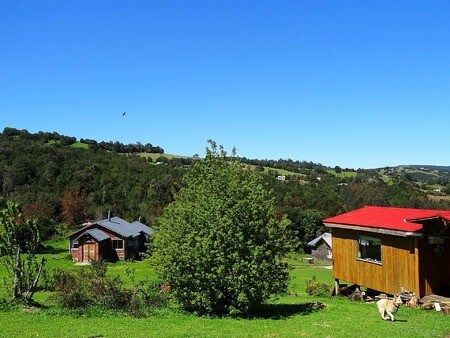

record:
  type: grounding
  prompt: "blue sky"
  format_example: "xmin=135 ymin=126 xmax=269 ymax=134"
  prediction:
xmin=1 ymin=1 xmax=449 ymax=168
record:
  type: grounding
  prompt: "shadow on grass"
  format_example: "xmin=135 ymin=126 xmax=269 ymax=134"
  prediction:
xmin=245 ymin=302 xmax=326 ymax=319
xmin=37 ymin=244 xmax=66 ymax=254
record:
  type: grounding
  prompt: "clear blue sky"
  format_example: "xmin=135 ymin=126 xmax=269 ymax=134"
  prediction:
xmin=1 ymin=1 xmax=449 ymax=168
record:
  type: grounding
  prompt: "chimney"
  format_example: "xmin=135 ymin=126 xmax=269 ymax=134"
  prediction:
xmin=138 ymin=216 xmax=141 ymax=222
xmin=108 ymin=209 xmax=111 ymax=221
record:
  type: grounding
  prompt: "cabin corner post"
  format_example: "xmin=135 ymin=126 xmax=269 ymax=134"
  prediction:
xmin=414 ymin=238 xmax=421 ymax=297
xmin=334 ymin=278 xmax=340 ymax=295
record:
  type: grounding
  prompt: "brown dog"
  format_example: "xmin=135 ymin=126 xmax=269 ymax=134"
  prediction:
xmin=377 ymin=295 xmax=403 ymax=321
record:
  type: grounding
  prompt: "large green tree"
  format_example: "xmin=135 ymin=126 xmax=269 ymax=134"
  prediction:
xmin=152 ymin=142 xmax=295 ymax=315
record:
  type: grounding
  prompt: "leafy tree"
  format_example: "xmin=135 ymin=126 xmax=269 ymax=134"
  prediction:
xmin=0 ymin=198 xmax=46 ymax=303
xmin=59 ymin=190 xmax=89 ymax=226
xmin=298 ymin=209 xmax=326 ymax=248
xmin=152 ymin=141 xmax=295 ymax=315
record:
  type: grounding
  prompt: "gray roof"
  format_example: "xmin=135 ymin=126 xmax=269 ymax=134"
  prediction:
xmin=74 ymin=228 xmax=109 ymax=242
xmin=70 ymin=216 xmax=153 ymax=239
xmin=86 ymin=229 xmax=110 ymax=241
xmin=130 ymin=221 xmax=155 ymax=235
xmin=307 ymin=232 xmax=332 ymax=248
xmin=96 ymin=216 xmax=143 ymax=237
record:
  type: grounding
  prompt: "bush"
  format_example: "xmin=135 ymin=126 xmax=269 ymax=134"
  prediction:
xmin=51 ymin=260 xmax=166 ymax=316
xmin=305 ymin=276 xmax=330 ymax=297
xmin=39 ymin=269 xmax=56 ymax=291
xmin=152 ymin=141 xmax=295 ymax=315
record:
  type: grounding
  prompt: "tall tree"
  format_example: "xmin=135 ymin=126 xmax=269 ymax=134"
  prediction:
xmin=152 ymin=141 xmax=295 ymax=315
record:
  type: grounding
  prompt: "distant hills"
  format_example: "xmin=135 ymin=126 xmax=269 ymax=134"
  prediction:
xmin=403 ymin=165 xmax=450 ymax=172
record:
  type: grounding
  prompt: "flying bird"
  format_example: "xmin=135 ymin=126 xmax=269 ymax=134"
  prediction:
xmin=122 ymin=111 xmax=126 ymax=117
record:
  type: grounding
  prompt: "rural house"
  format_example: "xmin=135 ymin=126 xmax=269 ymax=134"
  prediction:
xmin=324 ymin=206 xmax=450 ymax=298
xmin=69 ymin=214 xmax=154 ymax=262
xmin=307 ymin=232 xmax=332 ymax=262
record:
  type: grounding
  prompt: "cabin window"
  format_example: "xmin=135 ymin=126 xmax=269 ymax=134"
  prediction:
xmin=112 ymin=239 xmax=124 ymax=250
xmin=357 ymin=236 xmax=381 ymax=263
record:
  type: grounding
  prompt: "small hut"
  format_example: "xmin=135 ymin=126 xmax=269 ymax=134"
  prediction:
xmin=307 ymin=233 xmax=332 ymax=262
xmin=324 ymin=206 xmax=450 ymax=297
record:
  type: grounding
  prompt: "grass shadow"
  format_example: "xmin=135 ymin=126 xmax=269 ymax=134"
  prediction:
xmin=38 ymin=244 xmax=66 ymax=255
xmin=245 ymin=301 xmax=326 ymax=319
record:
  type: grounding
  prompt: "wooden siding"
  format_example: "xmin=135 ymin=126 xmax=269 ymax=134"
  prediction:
xmin=332 ymin=228 xmax=418 ymax=296
xmin=419 ymin=219 xmax=450 ymax=296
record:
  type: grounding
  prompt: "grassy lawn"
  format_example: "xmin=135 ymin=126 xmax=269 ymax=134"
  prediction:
xmin=69 ymin=141 xmax=89 ymax=149
xmin=0 ymin=239 xmax=448 ymax=337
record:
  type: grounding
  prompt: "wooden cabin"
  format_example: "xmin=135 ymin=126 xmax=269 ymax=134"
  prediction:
xmin=69 ymin=216 xmax=154 ymax=262
xmin=306 ymin=232 xmax=332 ymax=262
xmin=324 ymin=206 xmax=450 ymax=297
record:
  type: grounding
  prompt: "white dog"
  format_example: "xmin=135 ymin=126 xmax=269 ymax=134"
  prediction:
xmin=377 ymin=295 xmax=403 ymax=321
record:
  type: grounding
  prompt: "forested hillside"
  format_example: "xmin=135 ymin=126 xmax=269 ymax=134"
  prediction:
xmin=1 ymin=127 xmax=449 ymax=247
xmin=0 ymin=128 xmax=184 ymax=236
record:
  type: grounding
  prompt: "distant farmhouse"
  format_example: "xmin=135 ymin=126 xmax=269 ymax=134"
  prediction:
xmin=324 ymin=206 xmax=450 ymax=297
xmin=307 ymin=232 xmax=332 ymax=262
xmin=69 ymin=214 xmax=154 ymax=262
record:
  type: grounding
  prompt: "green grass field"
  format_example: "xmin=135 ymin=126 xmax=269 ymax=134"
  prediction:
xmin=138 ymin=152 xmax=195 ymax=161
xmin=262 ymin=167 xmax=307 ymax=178
xmin=69 ymin=141 xmax=89 ymax=149
xmin=326 ymin=170 xmax=357 ymax=179
xmin=0 ymin=239 xmax=448 ymax=337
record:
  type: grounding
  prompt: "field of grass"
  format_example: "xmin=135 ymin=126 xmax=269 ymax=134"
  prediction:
xmin=0 ymin=239 xmax=448 ymax=337
xmin=69 ymin=141 xmax=89 ymax=149
xmin=138 ymin=152 xmax=195 ymax=161
xmin=327 ymin=170 xmax=357 ymax=179
xmin=262 ymin=167 xmax=307 ymax=178
xmin=429 ymin=195 xmax=450 ymax=202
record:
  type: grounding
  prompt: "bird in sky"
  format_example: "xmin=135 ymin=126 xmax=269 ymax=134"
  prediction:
xmin=122 ymin=111 xmax=126 ymax=117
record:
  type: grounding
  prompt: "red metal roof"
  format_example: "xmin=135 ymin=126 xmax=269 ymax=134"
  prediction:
xmin=438 ymin=212 xmax=450 ymax=222
xmin=323 ymin=206 xmax=450 ymax=233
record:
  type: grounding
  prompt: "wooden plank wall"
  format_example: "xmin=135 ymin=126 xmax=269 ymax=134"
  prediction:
xmin=332 ymin=228 xmax=418 ymax=295
xmin=419 ymin=220 xmax=450 ymax=296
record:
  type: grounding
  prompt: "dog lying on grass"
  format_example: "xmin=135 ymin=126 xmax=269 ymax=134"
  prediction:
xmin=377 ymin=295 xmax=403 ymax=321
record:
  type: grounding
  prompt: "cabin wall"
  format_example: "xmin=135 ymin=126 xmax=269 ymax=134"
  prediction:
xmin=419 ymin=219 xmax=450 ymax=296
xmin=332 ymin=228 xmax=418 ymax=296
xmin=311 ymin=242 xmax=332 ymax=262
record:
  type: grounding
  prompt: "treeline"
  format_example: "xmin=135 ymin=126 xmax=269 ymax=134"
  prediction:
xmin=240 ymin=157 xmax=357 ymax=176
xmin=82 ymin=139 xmax=164 ymax=154
xmin=2 ymin=127 xmax=164 ymax=154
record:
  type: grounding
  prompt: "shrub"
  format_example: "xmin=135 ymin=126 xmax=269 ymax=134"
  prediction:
xmin=51 ymin=260 xmax=165 ymax=316
xmin=152 ymin=141 xmax=295 ymax=315
xmin=305 ymin=276 xmax=330 ymax=297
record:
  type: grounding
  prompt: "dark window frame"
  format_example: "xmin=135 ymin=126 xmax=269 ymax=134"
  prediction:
xmin=112 ymin=239 xmax=124 ymax=250
xmin=357 ymin=235 xmax=382 ymax=264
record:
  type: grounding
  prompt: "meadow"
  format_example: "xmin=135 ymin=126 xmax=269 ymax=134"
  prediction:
xmin=0 ymin=239 xmax=448 ymax=337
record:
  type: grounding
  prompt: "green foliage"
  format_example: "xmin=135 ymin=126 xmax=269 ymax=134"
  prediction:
xmin=295 ymin=209 xmax=326 ymax=249
xmin=305 ymin=276 xmax=330 ymax=297
xmin=51 ymin=260 xmax=166 ymax=316
xmin=152 ymin=141 xmax=295 ymax=315
xmin=0 ymin=129 xmax=185 ymax=233
xmin=0 ymin=198 xmax=46 ymax=302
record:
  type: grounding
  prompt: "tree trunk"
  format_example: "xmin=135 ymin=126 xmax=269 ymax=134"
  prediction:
xmin=25 ymin=257 xmax=46 ymax=302
xmin=13 ymin=246 xmax=22 ymax=300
